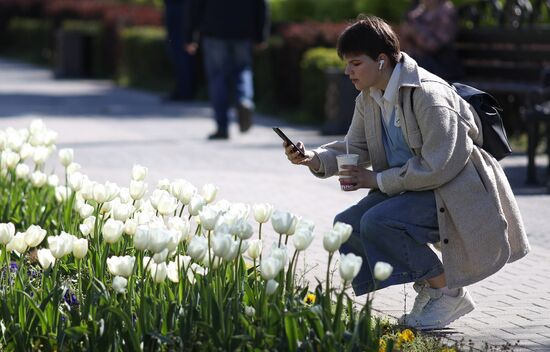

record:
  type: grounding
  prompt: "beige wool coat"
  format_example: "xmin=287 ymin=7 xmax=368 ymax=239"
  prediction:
xmin=313 ymin=53 xmax=530 ymax=289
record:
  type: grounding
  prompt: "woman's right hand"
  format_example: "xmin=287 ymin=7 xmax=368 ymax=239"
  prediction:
xmin=284 ymin=141 xmax=320 ymax=170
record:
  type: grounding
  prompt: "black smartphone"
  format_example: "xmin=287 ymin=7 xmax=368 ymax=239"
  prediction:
xmin=272 ymin=127 xmax=306 ymax=157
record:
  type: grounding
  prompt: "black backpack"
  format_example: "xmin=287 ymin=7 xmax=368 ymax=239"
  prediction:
xmin=411 ymin=82 xmax=512 ymax=160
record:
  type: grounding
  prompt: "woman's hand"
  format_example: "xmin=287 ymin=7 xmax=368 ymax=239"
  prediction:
xmin=338 ymin=165 xmax=378 ymax=191
xmin=284 ymin=141 xmax=320 ymax=170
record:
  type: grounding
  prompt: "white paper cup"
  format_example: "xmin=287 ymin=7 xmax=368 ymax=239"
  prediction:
xmin=336 ymin=154 xmax=359 ymax=191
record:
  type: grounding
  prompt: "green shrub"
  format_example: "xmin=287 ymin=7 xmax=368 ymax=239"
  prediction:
xmin=300 ymin=47 xmax=345 ymax=124
xmin=117 ymin=26 xmax=173 ymax=92
xmin=0 ymin=17 xmax=53 ymax=65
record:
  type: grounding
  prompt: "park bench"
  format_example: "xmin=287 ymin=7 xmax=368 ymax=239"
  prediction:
xmin=456 ymin=0 xmax=550 ymax=188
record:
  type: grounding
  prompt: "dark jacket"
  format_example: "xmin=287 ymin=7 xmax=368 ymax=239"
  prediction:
xmin=185 ymin=0 xmax=269 ymax=44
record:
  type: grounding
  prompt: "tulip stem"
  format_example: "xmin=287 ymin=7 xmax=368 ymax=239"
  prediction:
xmin=178 ymin=205 xmax=186 ymax=218
xmin=332 ymin=280 xmax=347 ymax=333
xmin=325 ymin=252 xmax=333 ymax=312
xmin=277 ymin=234 xmax=282 ymax=248
xmin=258 ymin=223 xmax=263 ymax=262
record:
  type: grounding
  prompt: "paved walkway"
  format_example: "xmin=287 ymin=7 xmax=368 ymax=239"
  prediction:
xmin=1 ymin=58 xmax=549 ymax=351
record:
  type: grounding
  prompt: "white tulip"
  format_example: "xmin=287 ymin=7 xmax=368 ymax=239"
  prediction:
xmin=187 ymin=236 xmax=208 ymax=262
xmin=29 ymin=119 xmax=45 ymax=134
xmin=201 ymin=184 xmax=218 ymax=203
xmin=175 ymin=180 xmax=196 ymax=205
xmin=80 ymin=180 xmax=94 ymax=200
xmin=323 ymin=230 xmax=341 ymax=253
xmin=373 ymin=261 xmax=393 ymax=281
xmin=167 ymin=217 xmax=190 ymax=242
xmin=112 ymin=202 xmax=134 ymax=222
xmin=83 ymin=216 xmax=96 ymax=232
xmin=333 ymin=222 xmax=353 ymax=244
xmin=0 ymin=222 xmax=16 ymax=245
xmin=1 ymin=150 xmax=20 ymax=169
xmin=129 ymin=180 xmax=147 ymax=200
xmin=106 ymin=255 xmax=135 ymax=277
xmin=213 ymin=199 xmax=231 ymax=213
xmin=252 ymin=203 xmax=273 ymax=224
xmin=292 ymin=228 xmax=315 ymax=251
xmin=157 ymin=178 xmax=171 ymax=191
xmin=118 ymin=187 xmax=132 ymax=204
xmin=271 ymin=210 xmax=293 ymax=235
xmin=148 ymin=227 xmax=173 ymax=253
xmin=102 ymin=219 xmax=124 ymax=244
xmin=43 ymin=130 xmax=57 ymax=146
xmin=188 ymin=195 xmax=205 ymax=216
xmin=15 ymin=163 xmax=30 ymax=179
xmin=66 ymin=162 xmax=81 ymax=175
xmin=37 ymin=248 xmax=56 ymax=269
xmin=287 ymin=215 xmax=299 ymax=236
xmin=212 ymin=234 xmax=232 ymax=258
xmin=221 ymin=239 xmax=240 ymax=262
xmin=339 ymin=253 xmax=363 ymax=281
xmin=124 ymin=219 xmax=137 ymax=236
xmin=58 ymin=148 xmax=74 ymax=167
xmin=112 ymin=276 xmax=128 ymax=294
xmin=265 ymin=279 xmax=279 ymax=295
xmin=23 ymin=225 xmax=47 ymax=247
xmin=55 ymin=186 xmax=72 ymax=203
xmin=92 ymin=183 xmax=108 ymax=204
xmin=104 ymin=182 xmax=120 ymax=202
xmin=150 ymin=262 xmax=167 ymax=283
xmin=72 ymin=238 xmax=88 ymax=259
xmin=167 ymin=261 xmax=180 ymax=283
xmin=78 ymin=203 xmax=94 ymax=219
xmin=133 ymin=225 xmax=150 ymax=250
xmin=247 ymin=239 xmax=262 ymax=260
xmin=235 ymin=220 xmax=254 ymax=240
xmin=48 ymin=174 xmax=59 ymax=187
xmin=296 ymin=218 xmax=315 ymax=234
xmin=6 ymin=232 xmax=28 ymax=254
xmin=32 ymin=146 xmax=50 ymax=165
xmin=79 ymin=223 xmax=92 ymax=237
xmin=132 ymin=164 xmax=148 ymax=181
xmin=156 ymin=193 xmax=178 ymax=216
xmin=153 ymin=248 xmax=169 ymax=263
xmin=68 ymin=172 xmax=84 ymax=192
xmin=244 ymin=306 xmax=255 ymax=318
xmin=48 ymin=235 xmax=72 ymax=258
xmin=260 ymin=257 xmax=281 ymax=280
xmin=30 ymin=171 xmax=47 ymax=188
xmin=18 ymin=143 xmax=34 ymax=160
xmin=199 ymin=205 xmax=219 ymax=231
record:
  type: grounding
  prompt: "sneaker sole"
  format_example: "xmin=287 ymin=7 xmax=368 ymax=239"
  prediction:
xmin=415 ymin=303 xmax=475 ymax=330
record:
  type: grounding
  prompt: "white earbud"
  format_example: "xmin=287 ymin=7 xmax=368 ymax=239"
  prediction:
xmin=378 ymin=59 xmax=385 ymax=70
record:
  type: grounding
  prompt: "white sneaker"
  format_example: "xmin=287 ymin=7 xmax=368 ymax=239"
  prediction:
xmin=408 ymin=287 xmax=475 ymax=330
xmin=398 ymin=282 xmax=430 ymax=325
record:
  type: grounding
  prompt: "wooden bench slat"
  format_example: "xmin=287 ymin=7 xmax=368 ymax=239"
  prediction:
xmin=457 ymin=28 xmax=550 ymax=45
xmin=457 ymin=48 xmax=550 ymax=62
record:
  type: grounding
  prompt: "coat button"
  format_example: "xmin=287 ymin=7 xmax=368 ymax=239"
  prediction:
xmin=439 ymin=207 xmax=445 ymax=213
xmin=443 ymin=239 xmax=449 ymax=244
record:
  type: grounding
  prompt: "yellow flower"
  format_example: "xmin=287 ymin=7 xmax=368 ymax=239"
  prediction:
xmin=378 ymin=338 xmax=387 ymax=352
xmin=398 ymin=328 xmax=415 ymax=343
xmin=304 ymin=293 xmax=316 ymax=304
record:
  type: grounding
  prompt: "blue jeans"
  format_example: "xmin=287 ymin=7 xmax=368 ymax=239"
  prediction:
xmin=202 ymin=37 xmax=254 ymax=133
xmin=335 ymin=190 xmax=444 ymax=295
xmin=164 ymin=0 xmax=195 ymax=98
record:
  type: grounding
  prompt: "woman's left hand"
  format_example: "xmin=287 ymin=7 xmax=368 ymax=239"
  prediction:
xmin=339 ymin=165 xmax=379 ymax=191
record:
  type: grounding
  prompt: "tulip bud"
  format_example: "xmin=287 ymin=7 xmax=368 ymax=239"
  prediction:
xmin=19 ymin=143 xmax=34 ymax=160
xmin=32 ymin=146 xmax=49 ymax=165
xmin=102 ymin=219 xmax=124 ymax=244
xmin=333 ymin=222 xmax=353 ymax=244
xmin=68 ymin=172 xmax=84 ymax=192
xmin=188 ymin=195 xmax=205 ymax=216
xmin=339 ymin=253 xmax=363 ymax=282
xmin=106 ymin=255 xmax=135 ymax=277
xmin=323 ymin=230 xmax=341 ymax=253
xmin=0 ymin=222 xmax=16 ymax=245
xmin=72 ymin=238 xmax=88 ymax=259
xmin=1 ymin=150 xmax=20 ymax=169
xmin=265 ymin=279 xmax=279 ymax=295
xmin=66 ymin=162 xmax=81 ymax=175
xmin=373 ymin=261 xmax=393 ymax=281
xmin=30 ymin=171 xmax=47 ymax=188
xmin=156 ymin=193 xmax=178 ymax=216
xmin=244 ymin=306 xmax=255 ymax=318
xmin=199 ymin=205 xmax=220 ymax=231
xmin=92 ymin=183 xmax=108 ymax=204
xmin=247 ymin=239 xmax=262 ymax=260
xmin=150 ymin=262 xmax=167 ymax=283
xmin=78 ymin=203 xmax=94 ymax=219
xmin=271 ymin=210 xmax=293 ymax=235
xmin=166 ymin=261 xmax=181 ymax=283
xmin=37 ymin=248 xmax=56 ymax=269
xmin=201 ymin=183 xmax=218 ymax=204
xmin=187 ymin=236 xmax=208 ymax=262
xmin=124 ymin=219 xmax=137 ymax=236
xmin=132 ymin=164 xmax=148 ymax=181
xmin=58 ymin=148 xmax=74 ymax=167
xmin=293 ymin=228 xmax=314 ymax=251
xmin=15 ymin=164 xmax=30 ymax=179
xmin=112 ymin=276 xmax=128 ymax=294
xmin=212 ymin=234 xmax=232 ymax=258
xmin=23 ymin=225 xmax=47 ymax=247
xmin=48 ymin=174 xmax=59 ymax=187
xmin=7 ymin=232 xmax=28 ymax=254
xmin=133 ymin=225 xmax=150 ymax=251
xmin=129 ymin=180 xmax=147 ymax=200
xmin=253 ymin=203 xmax=273 ymax=224
xmin=260 ymin=257 xmax=281 ymax=280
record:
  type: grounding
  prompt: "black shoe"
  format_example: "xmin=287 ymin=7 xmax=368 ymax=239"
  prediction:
xmin=237 ymin=103 xmax=253 ymax=132
xmin=207 ymin=130 xmax=229 ymax=140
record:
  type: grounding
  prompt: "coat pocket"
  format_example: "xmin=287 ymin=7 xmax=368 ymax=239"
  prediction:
xmin=407 ymin=129 xmax=423 ymax=149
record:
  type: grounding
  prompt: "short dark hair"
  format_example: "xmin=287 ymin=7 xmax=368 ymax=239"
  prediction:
xmin=336 ymin=14 xmax=400 ymax=67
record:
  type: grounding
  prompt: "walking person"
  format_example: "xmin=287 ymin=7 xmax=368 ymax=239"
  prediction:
xmin=282 ymin=15 xmax=530 ymax=329
xmin=163 ymin=0 xmax=195 ymax=101
xmin=185 ymin=0 xmax=269 ymax=140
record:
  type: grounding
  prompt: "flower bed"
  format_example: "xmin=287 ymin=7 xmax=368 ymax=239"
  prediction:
xmin=0 ymin=120 xmax=458 ymax=351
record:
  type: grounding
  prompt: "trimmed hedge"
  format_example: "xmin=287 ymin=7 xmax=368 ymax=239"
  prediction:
xmin=300 ymin=47 xmax=345 ymax=124
xmin=0 ymin=17 xmax=53 ymax=65
xmin=117 ymin=26 xmax=173 ymax=92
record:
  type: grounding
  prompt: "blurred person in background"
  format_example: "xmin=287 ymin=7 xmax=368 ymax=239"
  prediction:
xmin=185 ymin=0 xmax=269 ymax=140
xmin=399 ymin=0 xmax=464 ymax=80
xmin=163 ymin=0 xmax=196 ymax=102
